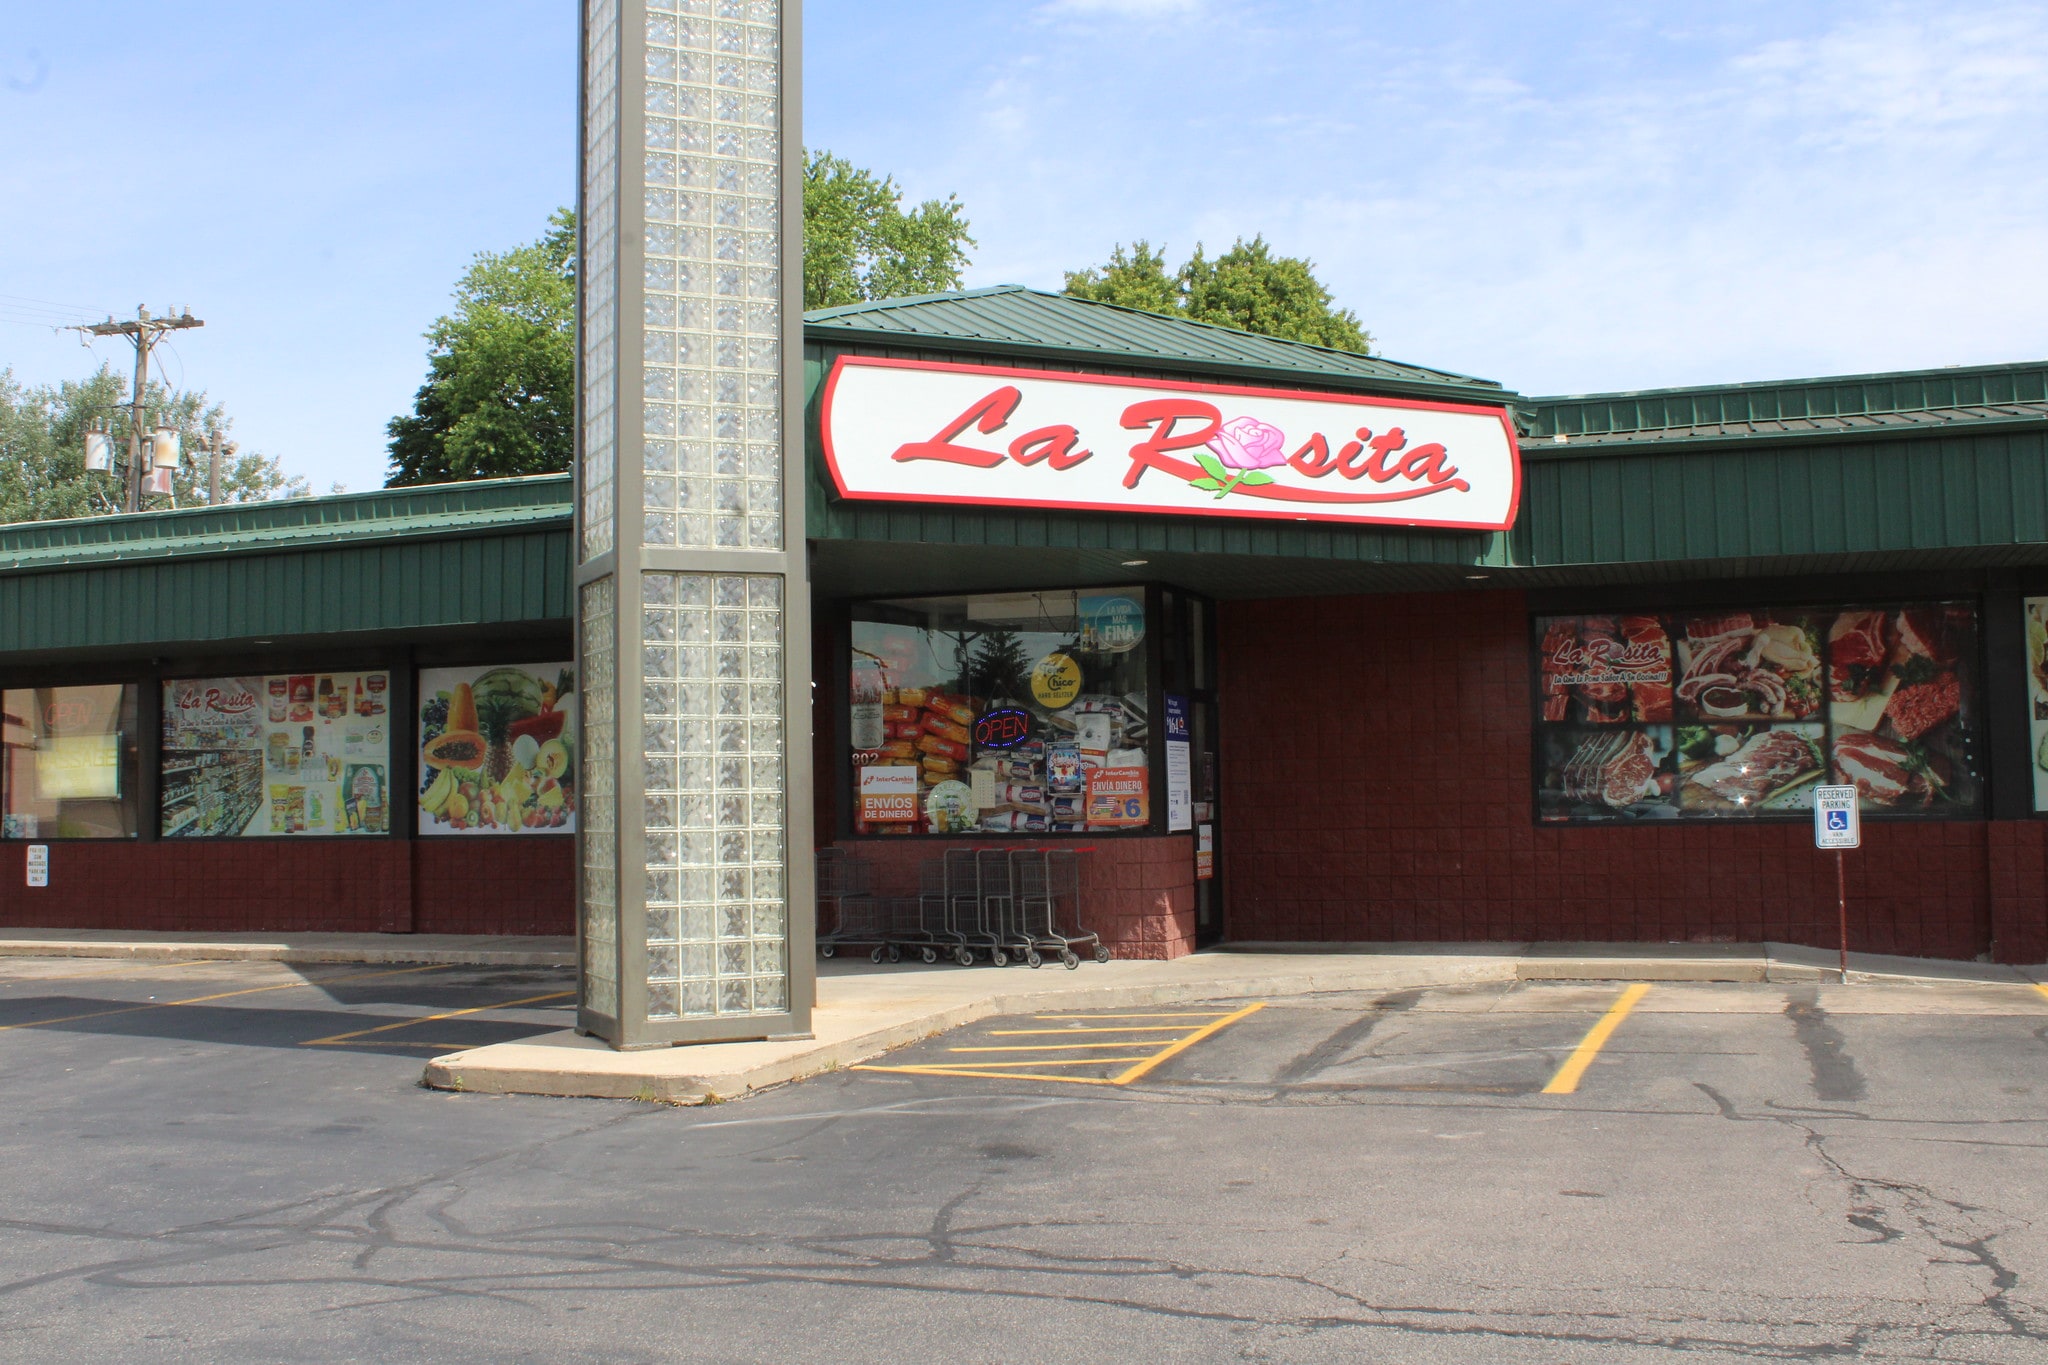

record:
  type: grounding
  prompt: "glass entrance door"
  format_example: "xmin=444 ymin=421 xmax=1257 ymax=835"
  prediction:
xmin=1159 ymin=589 xmax=1223 ymax=945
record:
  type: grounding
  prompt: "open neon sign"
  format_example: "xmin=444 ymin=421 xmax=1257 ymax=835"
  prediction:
xmin=974 ymin=708 xmax=1032 ymax=749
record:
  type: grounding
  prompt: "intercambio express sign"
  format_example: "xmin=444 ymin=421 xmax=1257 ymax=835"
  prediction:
xmin=818 ymin=357 xmax=1521 ymax=531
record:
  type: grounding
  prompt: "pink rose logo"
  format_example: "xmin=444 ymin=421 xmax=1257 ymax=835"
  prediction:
xmin=1191 ymin=415 xmax=1287 ymax=499
xmin=1207 ymin=416 xmax=1288 ymax=470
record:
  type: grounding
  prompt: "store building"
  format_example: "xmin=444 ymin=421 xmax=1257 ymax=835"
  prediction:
xmin=2 ymin=289 xmax=2046 ymax=970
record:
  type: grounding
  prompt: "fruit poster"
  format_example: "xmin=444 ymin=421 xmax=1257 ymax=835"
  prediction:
xmin=417 ymin=664 xmax=576 ymax=835
xmin=1535 ymin=604 xmax=1979 ymax=823
xmin=160 ymin=672 xmax=391 ymax=837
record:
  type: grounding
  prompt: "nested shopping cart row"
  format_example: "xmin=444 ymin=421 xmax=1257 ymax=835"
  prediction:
xmin=816 ymin=846 xmax=1112 ymax=970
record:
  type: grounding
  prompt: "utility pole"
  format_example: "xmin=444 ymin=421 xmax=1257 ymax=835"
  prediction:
xmin=70 ymin=306 xmax=203 ymax=513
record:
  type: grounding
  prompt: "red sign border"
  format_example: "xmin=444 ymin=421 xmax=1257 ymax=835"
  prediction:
xmin=817 ymin=354 xmax=1523 ymax=533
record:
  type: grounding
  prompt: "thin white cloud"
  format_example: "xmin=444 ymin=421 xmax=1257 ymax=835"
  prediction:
xmin=926 ymin=1 xmax=2048 ymax=393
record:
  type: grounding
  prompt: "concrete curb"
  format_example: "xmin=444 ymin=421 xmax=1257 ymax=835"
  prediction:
xmin=0 ymin=939 xmax=575 ymax=968
xmin=424 ymin=959 xmax=1522 ymax=1104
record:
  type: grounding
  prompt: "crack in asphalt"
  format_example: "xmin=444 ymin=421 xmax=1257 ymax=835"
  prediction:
xmin=1694 ymin=1082 xmax=2044 ymax=1350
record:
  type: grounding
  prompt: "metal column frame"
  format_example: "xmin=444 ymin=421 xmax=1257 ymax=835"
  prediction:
xmin=576 ymin=0 xmax=814 ymax=1048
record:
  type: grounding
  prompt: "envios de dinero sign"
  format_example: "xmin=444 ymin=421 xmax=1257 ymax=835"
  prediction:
xmin=818 ymin=357 xmax=1522 ymax=531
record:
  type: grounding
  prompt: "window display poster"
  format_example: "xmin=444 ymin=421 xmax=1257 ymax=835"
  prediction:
xmin=161 ymin=673 xmax=392 ymax=837
xmin=2025 ymin=598 xmax=2048 ymax=811
xmin=859 ymin=765 xmax=918 ymax=824
xmin=1535 ymin=604 xmax=1979 ymax=822
xmin=1164 ymin=694 xmax=1192 ymax=832
xmin=417 ymin=664 xmax=576 ymax=835
xmin=849 ymin=589 xmax=1151 ymax=835
xmin=1084 ymin=766 xmax=1150 ymax=827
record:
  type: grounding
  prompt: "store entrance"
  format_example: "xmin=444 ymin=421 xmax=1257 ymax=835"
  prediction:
xmin=1159 ymin=589 xmax=1223 ymax=946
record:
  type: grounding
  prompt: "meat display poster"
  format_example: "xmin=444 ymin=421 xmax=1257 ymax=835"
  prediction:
xmin=2024 ymin=599 xmax=2048 ymax=812
xmin=161 ymin=673 xmax=392 ymax=837
xmin=1534 ymin=605 xmax=1979 ymax=822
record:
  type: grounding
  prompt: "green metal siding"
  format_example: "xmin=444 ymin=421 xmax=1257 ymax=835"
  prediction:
xmin=0 ymin=528 xmax=572 ymax=656
xmin=1521 ymin=428 xmax=2048 ymax=567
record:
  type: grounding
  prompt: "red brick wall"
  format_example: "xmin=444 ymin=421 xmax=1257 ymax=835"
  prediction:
xmin=828 ymin=835 xmax=1196 ymax=959
xmin=411 ymin=838 xmax=576 ymax=936
xmin=0 ymin=837 xmax=575 ymax=938
xmin=1219 ymin=589 xmax=2040 ymax=963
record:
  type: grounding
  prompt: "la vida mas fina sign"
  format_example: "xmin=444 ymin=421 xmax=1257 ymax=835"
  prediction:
xmin=818 ymin=357 xmax=1522 ymax=531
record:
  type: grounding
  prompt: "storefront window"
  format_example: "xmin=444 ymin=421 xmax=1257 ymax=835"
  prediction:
xmin=1534 ymin=604 xmax=1980 ymax=822
xmin=850 ymin=588 xmax=1153 ymax=835
xmin=2 ymin=685 xmax=139 ymax=838
xmin=416 ymin=664 xmax=577 ymax=834
xmin=161 ymin=672 xmax=393 ymax=837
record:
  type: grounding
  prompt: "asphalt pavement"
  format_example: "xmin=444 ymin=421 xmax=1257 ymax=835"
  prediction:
xmin=2 ymin=958 xmax=2046 ymax=1362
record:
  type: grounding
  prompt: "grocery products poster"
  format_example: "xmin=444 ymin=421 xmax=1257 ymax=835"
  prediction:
xmin=161 ymin=673 xmax=392 ymax=837
xmin=417 ymin=663 xmax=576 ymax=835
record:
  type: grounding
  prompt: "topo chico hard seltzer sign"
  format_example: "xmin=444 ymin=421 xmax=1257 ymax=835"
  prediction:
xmin=818 ymin=357 xmax=1522 ymax=531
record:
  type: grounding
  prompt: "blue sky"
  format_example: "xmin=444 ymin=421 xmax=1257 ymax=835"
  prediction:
xmin=4 ymin=1 xmax=2045 ymax=493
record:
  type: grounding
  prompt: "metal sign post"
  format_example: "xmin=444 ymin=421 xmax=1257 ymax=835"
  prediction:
xmin=1811 ymin=785 xmax=1861 ymax=984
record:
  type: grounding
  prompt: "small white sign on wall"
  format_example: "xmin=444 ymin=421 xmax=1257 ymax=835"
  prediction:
xmin=25 ymin=845 xmax=48 ymax=888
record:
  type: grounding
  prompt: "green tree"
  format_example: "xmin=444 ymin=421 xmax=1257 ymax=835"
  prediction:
xmin=803 ymin=150 xmax=974 ymax=309
xmin=386 ymin=208 xmax=577 ymax=486
xmin=1065 ymin=235 xmax=1373 ymax=353
xmin=390 ymin=155 xmax=975 ymax=487
xmin=0 ymin=364 xmax=303 ymax=523
xmin=966 ymin=629 xmax=1032 ymax=705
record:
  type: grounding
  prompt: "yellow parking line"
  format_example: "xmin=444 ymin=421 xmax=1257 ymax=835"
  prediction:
xmin=856 ymin=1002 xmax=1266 ymax=1087
xmin=949 ymin=1040 xmax=1185 ymax=1052
xmin=866 ymin=1065 xmax=1126 ymax=1085
xmin=0 ymin=964 xmax=450 ymax=1033
xmin=896 ymin=1057 xmax=1157 ymax=1069
xmin=988 ymin=1025 xmax=1211 ymax=1035
xmin=1542 ymin=983 xmax=1652 ymax=1095
xmin=2035 ymin=983 xmax=2048 ymax=1004
xmin=1111 ymin=1001 xmax=1266 ymax=1084
xmin=1034 ymin=1012 xmax=1229 ymax=1020
xmin=299 ymin=990 xmax=573 ymax=1047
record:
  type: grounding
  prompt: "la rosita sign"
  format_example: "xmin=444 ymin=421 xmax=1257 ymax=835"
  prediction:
xmin=818 ymin=357 xmax=1521 ymax=531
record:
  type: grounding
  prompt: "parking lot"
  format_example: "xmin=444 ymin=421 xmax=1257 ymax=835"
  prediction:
xmin=2 ymin=959 xmax=2047 ymax=1362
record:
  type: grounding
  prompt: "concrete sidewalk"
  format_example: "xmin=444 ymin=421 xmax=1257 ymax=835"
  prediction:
xmin=0 ymin=928 xmax=574 ymax=967
xmin=421 ymin=942 xmax=2048 ymax=1105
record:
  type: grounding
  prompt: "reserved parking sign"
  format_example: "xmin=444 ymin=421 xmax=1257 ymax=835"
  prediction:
xmin=1812 ymin=785 xmax=1861 ymax=850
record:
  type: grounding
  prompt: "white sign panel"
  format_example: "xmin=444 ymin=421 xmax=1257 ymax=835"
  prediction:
xmin=25 ymin=845 xmax=47 ymax=887
xmin=820 ymin=357 xmax=1522 ymax=531
xmin=1812 ymin=785 xmax=1861 ymax=850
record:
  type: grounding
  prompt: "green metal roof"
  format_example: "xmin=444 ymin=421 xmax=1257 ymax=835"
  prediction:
xmin=1527 ymin=360 xmax=2048 ymax=451
xmin=0 ymin=475 xmax=573 ymax=661
xmin=0 ymin=473 xmax=570 ymax=573
xmin=804 ymin=285 xmax=1514 ymax=405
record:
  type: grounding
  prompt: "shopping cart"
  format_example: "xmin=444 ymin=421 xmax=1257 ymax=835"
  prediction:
xmin=917 ymin=855 xmax=977 ymax=966
xmin=815 ymin=848 xmax=887 ymax=960
xmin=943 ymin=847 xmax=1008 ymax=965
xmin=1011 ymin=847 xmax=1112 ymax=969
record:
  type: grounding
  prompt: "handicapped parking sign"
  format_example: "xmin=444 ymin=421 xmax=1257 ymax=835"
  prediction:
xmin=1812 ymin=785 xmax=1861 ymax=850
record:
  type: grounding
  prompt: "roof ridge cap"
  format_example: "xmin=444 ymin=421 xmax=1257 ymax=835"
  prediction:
xmin=1532 ymin=358 xmax=2048 ymax=406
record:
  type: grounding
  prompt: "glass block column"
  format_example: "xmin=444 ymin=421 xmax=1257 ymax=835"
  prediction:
xmin=576 ymin=0 xmax=812 ymax=1047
